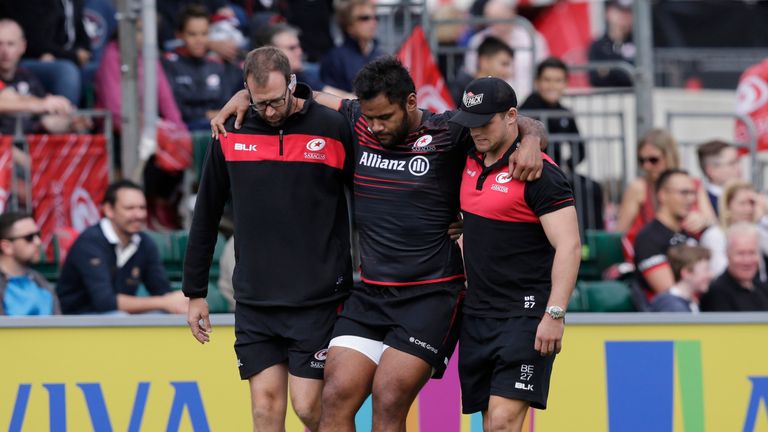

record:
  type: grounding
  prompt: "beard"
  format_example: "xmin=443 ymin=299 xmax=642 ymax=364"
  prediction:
xmin=262 ymin=94 xmax=294 ymax=127
xmin=376 ymin=115 xmax=410 ymax=148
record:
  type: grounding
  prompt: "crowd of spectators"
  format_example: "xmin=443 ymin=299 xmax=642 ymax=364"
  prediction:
xmin=0 ymin=1 xmax=767 ymax=316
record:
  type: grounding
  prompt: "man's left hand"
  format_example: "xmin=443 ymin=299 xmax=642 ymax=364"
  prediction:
xmin=509 ymin=136 xmax=543 ymax=181
xmin=447 ymin=218 xmax=464 ymax=241
xmin=534 ymin=314 xmax=564 ymax=356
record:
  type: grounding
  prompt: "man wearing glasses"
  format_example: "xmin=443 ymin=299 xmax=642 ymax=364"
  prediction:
xmin=0 ymin=211 xmax=59 ymax=316
xmin=183 ymin=47 xmax=355 ymax=431
xmin=634 ymin=169 xmax=700 ymax=303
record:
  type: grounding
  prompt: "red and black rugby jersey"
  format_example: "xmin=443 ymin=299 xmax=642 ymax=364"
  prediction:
xmin=184 ymin=84 xmax=355 ymax=307
xmin=460 ymin=140 xmax=575 ymax=318
xmin=633 ymin=219 xmax=696 ymax=296
xmin=339 ymin=99 xmax=471 ymax=287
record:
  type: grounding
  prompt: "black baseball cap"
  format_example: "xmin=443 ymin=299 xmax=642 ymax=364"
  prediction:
xmin=450 ymin=77 xmax=517 ymax=128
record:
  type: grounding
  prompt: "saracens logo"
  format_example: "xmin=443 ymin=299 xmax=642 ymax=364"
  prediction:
xmin=311 ymin=349 xmax=328 ymax=369
xmin=413 ymin=135 xmax=433 ymax=148
xmin=492 ymin=172 xmax=511 ymax=193
xmin=305 ymin=138 xmax=327 ymax=160
xmin=314 ymin=349 xmax=328 ymax=361
xmin=306 ymin=138 xmax=326 ymax=151
xmin=70 ymin=187 xmax=100 ymax=232
xmin=412 ymin=134 xmax=436 ymax=152
xmin=495 ymin=172 xmax=512 ymax=184
xmin=463 ymin=91 xmax=484 ymax=108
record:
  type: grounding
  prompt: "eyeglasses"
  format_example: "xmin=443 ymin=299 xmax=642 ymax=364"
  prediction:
xmin=355 ymin=14 xmax=377 ymax=22
xmin=279 ymin=44 xmax=302 ymax=52
xmin=664 ymin=188 xmax=696 ymax=197
xmin=4 ymin=231 xmax=40 ymax=242
xmin=247 ymin=85 xmax=289 ymax=112
xmin=714 ymin=158 xmax=740 ymax=168
xmin=638 ymin=156 xmax=661 ymax=166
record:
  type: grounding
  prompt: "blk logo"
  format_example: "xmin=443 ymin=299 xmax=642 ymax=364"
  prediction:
xmin=234 ymin=143 xmax=257 ymax=152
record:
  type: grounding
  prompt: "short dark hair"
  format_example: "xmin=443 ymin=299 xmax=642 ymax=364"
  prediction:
xmin=243 ymin=46 xmax=291 ymax=87
xmin=668 ymin=245 xmax=710 ymax=282
xmin=102 ymin=180 xmax=143 ymax=207
xmin=654 ymin=168 xmax=689 ymax=193
xmin=0 ymin=211 xmax=32 ymax=239
xmin=477 ymin=36 xmax=514 ymax=62
xmin=697 ymin=139 xmax=732 ymax=173
xmin=536 ymin=56 xmax=568 ymax=79
xmin=252 ymin=23 xmax=300 ymax=49
xmin=175 ymin=4 xmax=209 ymax=33
xmin=353 ymin=56 xmax=415 ymax=107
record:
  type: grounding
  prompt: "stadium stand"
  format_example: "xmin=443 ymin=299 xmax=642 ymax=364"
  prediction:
xmin=144 ymin=229 xmax=229 ymax=313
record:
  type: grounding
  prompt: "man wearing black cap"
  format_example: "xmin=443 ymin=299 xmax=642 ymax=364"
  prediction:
xmin=451 ymin=77 xmax=581 ymax=431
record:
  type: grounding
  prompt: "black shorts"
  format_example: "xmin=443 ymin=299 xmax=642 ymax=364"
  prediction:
xmin=332 ymin=280 xmax=464 ymax=379
xmin=459 ymin=315 xmax=555 ymax=413
xmin=234 ymin=302 xmax=341 ymax=380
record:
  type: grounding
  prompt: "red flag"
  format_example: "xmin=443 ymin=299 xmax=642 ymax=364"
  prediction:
xmin=397 ymin=26 xmax=456 ymax=112
xmin=29 ymin=134 xmax=109 ymax=259
xmin=0 ymin=137 xmax=11 ymax=212
xmin=535 ymin=1 xmax=592 ymax=88
xmin=735 ymin=58 xmax=768 ymax=152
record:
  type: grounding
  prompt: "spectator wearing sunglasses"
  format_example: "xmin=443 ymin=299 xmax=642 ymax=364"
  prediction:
xmin=0 ymin=211 xmax=59 ymax=316
xmin=319 ymin=0 xmax=385 ymax=92
xmin=617 ymin=129 xmax=715 ymax=261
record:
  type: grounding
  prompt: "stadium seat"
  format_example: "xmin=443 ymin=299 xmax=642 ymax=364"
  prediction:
xmin=579 ymin=230 xmax=625 ymax=280
xmin=567 ymin=284 xmax=587 ymax=312
xmin=206 ymin=282 xmax=231 ymax=313
xmin=579 ymin=280 xmax=635 ymax=312
xmin=145 ymin=230 xmax=174 ymax=262
xmin=123 ymin=230 xmax=229 ymax=311
xmin=151 ymin=281 xmax=229 ymax=313
xmin=31 ymin=232 xmax=63 ymax=283
xmin=192 ymin=131 xmax=212 ymax=183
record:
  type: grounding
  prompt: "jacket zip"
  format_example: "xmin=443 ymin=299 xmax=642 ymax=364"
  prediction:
xmin=279 ymin=129 xmax=284 ymax=155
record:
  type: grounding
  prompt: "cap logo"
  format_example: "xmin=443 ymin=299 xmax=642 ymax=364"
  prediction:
xmin=463 ymin=91 xmax=484 ymax=108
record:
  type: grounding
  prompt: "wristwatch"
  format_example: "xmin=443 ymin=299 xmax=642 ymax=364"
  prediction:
xmin=545 ymin=305 xmax=565 ymax=320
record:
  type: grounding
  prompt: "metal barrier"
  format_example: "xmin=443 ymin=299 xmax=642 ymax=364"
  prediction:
xmin=7 ymin=109 xmax=114 ymax=213
xmin=427 ymin=15 xmax=540 ymax=94
xmin=655 ymin=47 xmax=767 ymax=88
xmin=374 ymin=0 xmax=428 ymax=55
xmin=520 ymin=98 xmax=630 ymax=234
xmin=665 ymin=111 xmax=761 ymax=190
